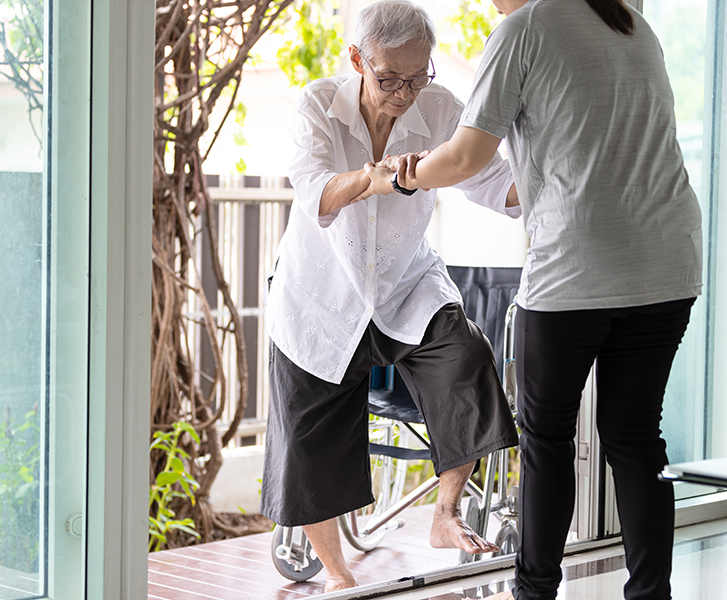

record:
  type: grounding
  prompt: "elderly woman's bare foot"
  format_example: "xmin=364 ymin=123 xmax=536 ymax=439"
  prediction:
xmin=429 ymin=504 xmax=498 ymax=554
xmin=324 ymin=573 xmax=358 ymax=593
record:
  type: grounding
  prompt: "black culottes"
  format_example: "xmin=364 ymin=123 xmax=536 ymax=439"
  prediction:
xmin=260 ymin=303 xmax=518 ymax=527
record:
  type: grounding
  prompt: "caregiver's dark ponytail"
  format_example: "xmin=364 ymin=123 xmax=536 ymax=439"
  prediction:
xmin=584 ymin=0 xmax=635 ymax=35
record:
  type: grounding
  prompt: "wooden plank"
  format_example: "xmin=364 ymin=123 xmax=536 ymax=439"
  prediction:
xmin=148 ymin=504 xmax=498 ymax=600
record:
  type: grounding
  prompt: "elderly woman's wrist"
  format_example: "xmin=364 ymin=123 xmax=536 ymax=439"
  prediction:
xmin=391 ymin=173 xmax=417 ymax=196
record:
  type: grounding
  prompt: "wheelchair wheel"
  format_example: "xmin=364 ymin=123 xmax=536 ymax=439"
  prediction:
xmin=271 ymin=525 xmax=324 ymax=582
xmin=492 ymin=520 xmax=519 ymax=557
xmin=339 ymin=419 xmax=409 ymax=552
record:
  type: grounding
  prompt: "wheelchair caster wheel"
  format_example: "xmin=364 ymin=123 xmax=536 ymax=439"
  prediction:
xmin=492 ymin=520 xmax=519 ymax=557
xmin=271 ymin=525 xmax=323 ymax=582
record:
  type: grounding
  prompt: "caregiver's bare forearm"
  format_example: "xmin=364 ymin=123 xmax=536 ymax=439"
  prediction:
xmin=401 ymin=127 xmax=502 ymax=190
xmin=319 ymin=170 xmax=371 ymax=217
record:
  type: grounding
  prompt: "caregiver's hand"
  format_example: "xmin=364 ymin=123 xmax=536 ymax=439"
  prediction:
xmin=380 ymin=150 xmax=430 ymax=186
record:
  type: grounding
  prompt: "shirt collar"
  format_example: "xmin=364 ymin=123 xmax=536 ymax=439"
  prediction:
xmin=327 ymin=73 xmax=432 ymax=148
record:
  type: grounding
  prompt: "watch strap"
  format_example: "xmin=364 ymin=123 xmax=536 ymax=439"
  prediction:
xmin=391 ymin=173 xmax=417 ymax=196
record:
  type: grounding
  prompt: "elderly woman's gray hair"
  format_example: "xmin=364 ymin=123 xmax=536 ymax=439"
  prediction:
xmin=354 ymin=0 xmax=437 ymax=57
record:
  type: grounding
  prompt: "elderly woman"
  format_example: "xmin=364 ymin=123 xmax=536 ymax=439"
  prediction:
xmin=261 ymin=0 xmax=520 ymax=592
xmin=366 ymin=1 xmax=703 ymax=599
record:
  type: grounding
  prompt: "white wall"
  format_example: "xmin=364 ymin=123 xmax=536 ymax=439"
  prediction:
xmin=429 ymin=188 xmax=527 ymax=268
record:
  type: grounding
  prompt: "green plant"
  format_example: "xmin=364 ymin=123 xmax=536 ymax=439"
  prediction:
xmin=0 ymin=404 xmax=40 ymax=572
xmin=275 ymin=0 xmax=344 ymax=87
xmin=441 ymin=0 xmax=501 ymax=60
xmin=149 ymin=422 xmax=202 ymax=552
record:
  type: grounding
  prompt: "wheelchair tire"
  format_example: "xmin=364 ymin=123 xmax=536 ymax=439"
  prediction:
xmin=339 ymin=434 xmax=408 ymax=552
xmin=271 ymin=525 xmax=324 ymax=582
xmin=492 ymin=520 xmax=519 ymax=557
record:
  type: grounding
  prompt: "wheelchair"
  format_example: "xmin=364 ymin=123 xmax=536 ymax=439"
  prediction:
xmin=271 ymin=266 xmax=522 ymax=582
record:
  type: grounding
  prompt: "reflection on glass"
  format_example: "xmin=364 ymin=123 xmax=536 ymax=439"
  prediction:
xmin=0 ymin=0 xmax=45 ymax=596
xmin=643 ymin=1 xmax=710 ymax=472
xmin=0 ymin=0 xmax=44 ymax=171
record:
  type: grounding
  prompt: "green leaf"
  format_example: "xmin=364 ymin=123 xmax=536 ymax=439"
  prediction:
xmin=167 ymin=522 xmax=201 ymax=538
xmin=174 ymin=422 xmax=200 ymax=443
xmin=159 ymin=507 xmax=176 ymax=518
xmin=178 ymin=479 xmax=192 ymax=497
xmin=149 ymin=438 xmax=168 ymax=451
xmin=156 ymin=472 xmax=182 ymax=486
xmin=234 ymin=102 xmax=247 ymax=126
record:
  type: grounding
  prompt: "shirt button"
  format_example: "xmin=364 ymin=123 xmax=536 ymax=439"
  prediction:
xmin=369 ymin=216 xmax=376 ymax=223
xmin=367 ymin=263 xmax=374 ymax=271
xmin=367 ymin=306 xmax=374 ymax=314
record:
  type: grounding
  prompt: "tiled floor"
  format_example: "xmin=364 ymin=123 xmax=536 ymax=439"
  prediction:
xmin=350 ymin=519 xmax=727 ymax=600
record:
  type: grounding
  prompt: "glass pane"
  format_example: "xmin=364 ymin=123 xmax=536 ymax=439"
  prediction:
xmin=642 ymin=1 xmax=711 ymax=471
xmin=0 ymin=0 xmax=46 ymax=596
xmin=710 ymin=3 xmax=727 ymax=462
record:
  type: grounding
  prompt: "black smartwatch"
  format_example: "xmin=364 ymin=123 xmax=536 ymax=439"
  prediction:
xmin=391 ymin=173 xmax=417 ymax=196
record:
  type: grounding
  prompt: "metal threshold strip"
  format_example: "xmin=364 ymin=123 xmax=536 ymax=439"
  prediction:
xmin=313 ymin=535 xmax=625 ymax=600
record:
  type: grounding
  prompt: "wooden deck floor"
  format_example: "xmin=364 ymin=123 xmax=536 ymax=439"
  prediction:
xmin=147 ymin=504 xmax=470 ymax=600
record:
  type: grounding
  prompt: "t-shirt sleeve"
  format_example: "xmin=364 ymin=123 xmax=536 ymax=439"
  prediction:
xmin=459 ymin=17 xmax=527 ymax=139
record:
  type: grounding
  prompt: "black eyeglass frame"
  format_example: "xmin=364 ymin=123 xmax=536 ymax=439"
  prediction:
xmin=356 ymin=48 xmax=436 ymax=92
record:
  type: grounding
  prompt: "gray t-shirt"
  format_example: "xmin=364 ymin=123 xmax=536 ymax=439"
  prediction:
xmin=460 ymin=0 xmax=702 ymax=311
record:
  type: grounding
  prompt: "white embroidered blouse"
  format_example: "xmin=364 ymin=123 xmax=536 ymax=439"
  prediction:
xmin=266 ymin=73 xmax=519 ymax=384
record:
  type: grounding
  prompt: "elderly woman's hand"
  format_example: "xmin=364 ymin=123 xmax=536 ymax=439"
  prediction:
xmin=362 ymin=161 xmax=397 ymax=196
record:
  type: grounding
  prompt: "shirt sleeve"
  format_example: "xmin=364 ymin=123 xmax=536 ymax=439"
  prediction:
xmin=288 ymin=85 xmax=340 ymax=228
xmin=454 ymin=151 xmax=520 ymax=218
xmin=443 ymin=94 xmax=520 ymax=217
xmin=459 ymin=15 xmax=528 ymax=139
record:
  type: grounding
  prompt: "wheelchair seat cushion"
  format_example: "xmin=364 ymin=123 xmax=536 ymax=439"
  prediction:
xmin=368 ymin=387 xmax=425 ymax=424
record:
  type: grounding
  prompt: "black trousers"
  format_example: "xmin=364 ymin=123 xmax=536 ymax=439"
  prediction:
xmin=513 ymin=298 xmax=695 ymax=600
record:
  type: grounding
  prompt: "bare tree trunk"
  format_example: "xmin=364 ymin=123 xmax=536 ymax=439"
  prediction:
xmin=151 ymin=0 xmax=294 ymax=548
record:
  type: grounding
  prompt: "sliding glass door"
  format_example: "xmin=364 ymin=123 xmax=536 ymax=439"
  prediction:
xmin=0 ymin=0 xmax=92 ymax=597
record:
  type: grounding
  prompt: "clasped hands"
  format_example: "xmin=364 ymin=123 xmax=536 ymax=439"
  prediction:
xmin=357 ymin=150 xmax=431 ymax=202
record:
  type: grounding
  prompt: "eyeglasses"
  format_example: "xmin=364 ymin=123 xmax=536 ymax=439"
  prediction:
xmin=357 ymin=49 xmax=435 ymax=92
